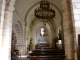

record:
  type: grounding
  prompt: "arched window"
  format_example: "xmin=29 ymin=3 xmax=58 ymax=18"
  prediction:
xmin=41 ymin=27 xmax=44 ymax=36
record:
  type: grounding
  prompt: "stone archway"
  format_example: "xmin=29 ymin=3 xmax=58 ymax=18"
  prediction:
xmin=12 ymin=24 xmax=24 ymax=55
xmin=25 ymin=1 xmax=63 ymax=49
xmin=34 ymin=22 xmax=51 ymax=47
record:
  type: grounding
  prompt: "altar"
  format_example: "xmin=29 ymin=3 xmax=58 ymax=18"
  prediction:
xmin=39 ymin=42 xmax=48 ymax=47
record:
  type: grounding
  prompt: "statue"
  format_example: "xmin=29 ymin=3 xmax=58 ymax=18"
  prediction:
xmin=30 ymin=38 xmax=32 ymax=44
xmin=58 ymin=29 xmax=62 ymax=40
xmin=12 ymin=33 xmax=17 ymax=49
xmin=53 ymin=37 xmax=58 ymax=48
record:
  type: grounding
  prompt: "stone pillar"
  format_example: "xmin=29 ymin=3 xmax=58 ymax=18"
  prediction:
xmin=1 ymin=0 xmax=16 ymax=60
xmin=0 ymin=0 xmax=5 ymax=60
xmin=24 ymin=23 xmax=28 ymax=54
xmin=24 ymin=24 xmax=27 ymax=54
xmin=62 ymin=0 xmax=75 ymax=60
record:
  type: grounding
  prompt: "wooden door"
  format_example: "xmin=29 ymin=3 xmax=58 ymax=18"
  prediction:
xmin=78 ymin=34 xmax=80 ymax=60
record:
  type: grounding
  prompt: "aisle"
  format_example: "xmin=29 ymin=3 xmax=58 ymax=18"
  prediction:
xmin=17 ymin=57 xmax=27 ymax=60
xmin=11 ymin=55 xmax=27 ymax=60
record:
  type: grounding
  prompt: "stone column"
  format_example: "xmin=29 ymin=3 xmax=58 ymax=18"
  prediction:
xmin=62 ymin=0 xmax=75 ymax=60
xmin=1 ymin=0 xmax=16 ymax=60
xmin=0 ymin=0 xmax=5 ymax=60
xmin=24 ymin=23 xmax=28 ymax=54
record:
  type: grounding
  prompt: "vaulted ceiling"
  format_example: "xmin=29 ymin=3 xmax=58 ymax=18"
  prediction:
xmin=14 ymin=0 xmax=63 ymax=20
xmin=14 ymin=0 xmax=63 ymax=29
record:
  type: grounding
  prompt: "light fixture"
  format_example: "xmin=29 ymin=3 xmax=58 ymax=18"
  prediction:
xmin=35 ymin=0 xmax=55 ymax=22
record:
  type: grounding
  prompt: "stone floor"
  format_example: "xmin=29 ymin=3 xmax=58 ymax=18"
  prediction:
xmin=12 ymin=55 xmax=27 ymax=60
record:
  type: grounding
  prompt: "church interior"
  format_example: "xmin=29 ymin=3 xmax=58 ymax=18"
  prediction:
xmin=0 ymin=0 xmax=80 ymax=60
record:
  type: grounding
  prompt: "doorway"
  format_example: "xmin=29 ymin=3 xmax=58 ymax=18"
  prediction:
xmin=78 ymin=34 xmax=80 ymax=60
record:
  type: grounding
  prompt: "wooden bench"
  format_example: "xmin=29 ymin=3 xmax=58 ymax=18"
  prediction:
xmin=29 ymin=52 xmax=65 ymax=56
xmin=27 ymin=47 xmax=65 ymax=60
xmin=27 ymin=56 xmax=65 ymax=60
xmin=32 ymin=49 xmax=65 ymax=54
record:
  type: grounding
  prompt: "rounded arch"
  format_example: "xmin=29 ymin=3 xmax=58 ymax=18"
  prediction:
xmin=12 ymin=19 xmax=23 ymax=37
xmin=24 ymin=1 xmax=63 ymax=40
xmin=13 ymin=24 xmax=22 ymax=44
xmin=29 ymin=18 xmax=57 ymax=48
xmin=12 ymin=24 xmax=24 ymax=55
xmin=24 ymin=1 xmax=63 ymax=48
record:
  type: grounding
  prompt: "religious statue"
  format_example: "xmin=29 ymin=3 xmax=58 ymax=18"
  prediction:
xmin=30 ymin=38 xmax=32 ymax=44
xmin=58 ymin=29 xmax=62 ymax=40
xmin=53 ymin=37 xmax=58 ymax=48
xmin=12 ymin=33 xmax=17 ymax=49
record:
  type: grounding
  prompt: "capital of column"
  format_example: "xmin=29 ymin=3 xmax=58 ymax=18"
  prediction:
xmin=5 ymin=0 xmax=16 ymax=13
xmin=6 ymin=0 xmax=16 ymax=6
